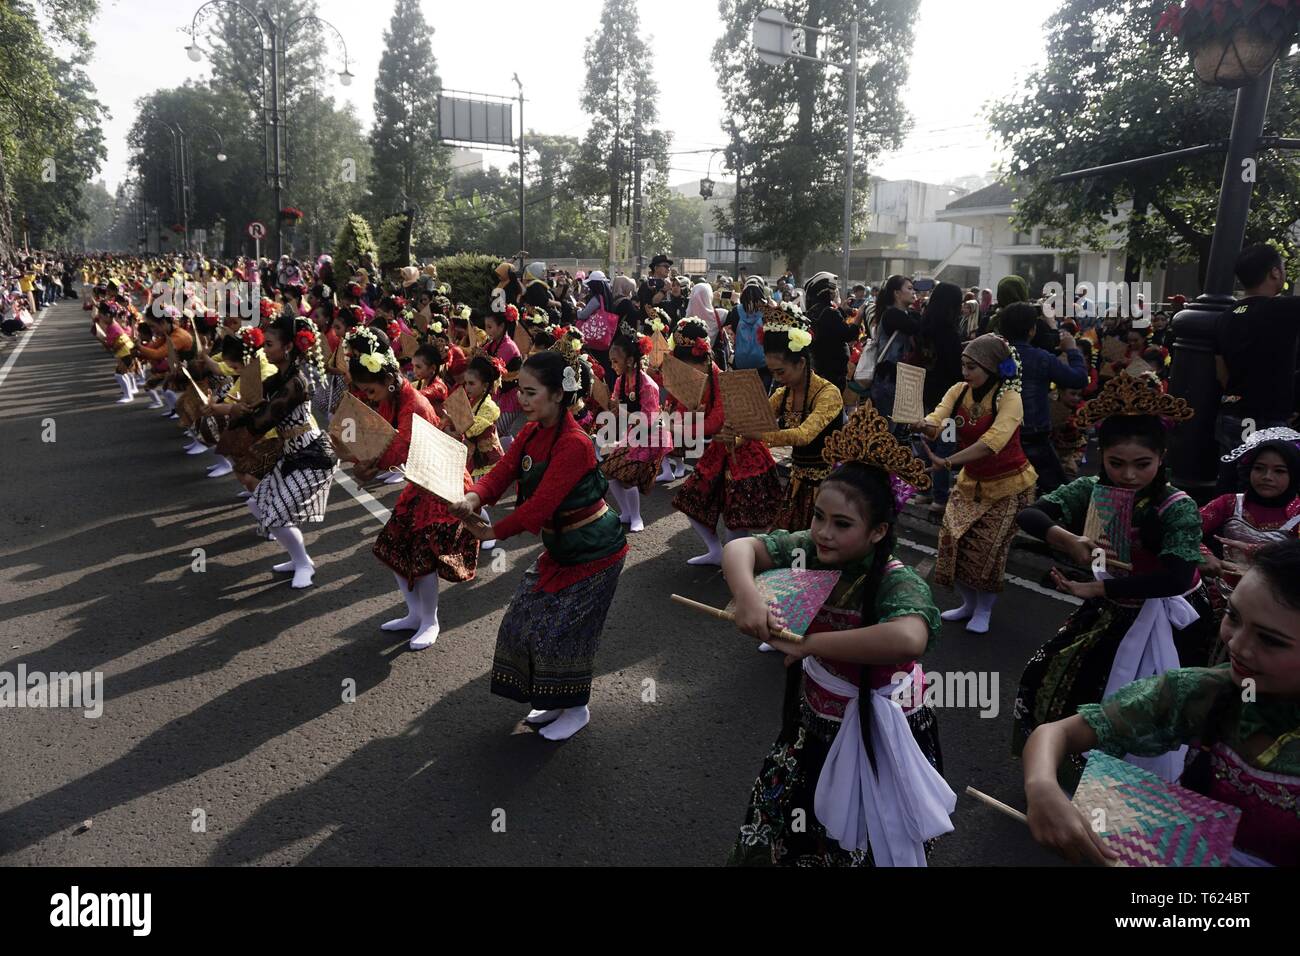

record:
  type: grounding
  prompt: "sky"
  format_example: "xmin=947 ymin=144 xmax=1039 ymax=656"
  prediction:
xmin=84 ymin=0 xmax=1059 ymax=194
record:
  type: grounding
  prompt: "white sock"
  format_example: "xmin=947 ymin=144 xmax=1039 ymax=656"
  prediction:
xmin=270 ymin=526 xmax=314 ymax=588
xmin=246 ymin=496 xmax=264 ymax=525
xmin=686 ymin=517 xmax=723 ymax=566
xmin=618 ymin=481 xmax=643 ymax=532
xmin=966 ymin=590 xmax=997 ymax=634
xmin=125 ymin=374 xmax=137 ymax=397
xmin=162 ymin=389 xmax=179 ymax=413
xmin=673 ymin=458 xmax=687 ymax=478
xmin=479 ymin=507 xmax=497 ymax=550
xmin=187 ymin=440 xmax=210 ymax=455
xmin=408 ymin=574 xmax=440 ymax=649
xmin=538 ymin=705 xmax=590 ymax=741
xmin=114 ymin=374 xmax=132 ymax=403
xmin=941 ymin=583 xmax=977 ymax=622
xmin=608 ymin=481 xmax=630 ymax=523
xmin=524 ymin=708 xmax=562 ymax=725
xmin=381 ymin=572 xmax=421 ymax=631
xmin=146 ymin=388 xmax=164 ymax=408
xmin=656 ymin=458 xmax=675 ymax=483
xmin=207 ymin=456 xmax=233 ymax=478
xmin=237 ymin=489 xmax=253 ymax=499
xmin=757 ymin=642 xmax=779 ymax=653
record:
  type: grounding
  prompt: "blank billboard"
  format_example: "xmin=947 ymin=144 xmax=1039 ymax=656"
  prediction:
xmin=438 ymin=95 xmax=514 ymax=148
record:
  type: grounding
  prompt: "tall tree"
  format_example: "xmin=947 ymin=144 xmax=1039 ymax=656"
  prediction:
xmin=0 ymin=1 xmax=106 ymax=256
xmin=367 ymin=0 xmax=450 ymax=245
xmin=713 ymin=0 xmax=919 ymax=274
xmin=578 ymin=0 xmax=672 ymax=259
xmin=987 ymin=0 xmax=1300 ymax=285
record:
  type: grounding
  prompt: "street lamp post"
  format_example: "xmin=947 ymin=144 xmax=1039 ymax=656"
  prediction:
xmin=753 ymin=8 xmax=862 ymax=287
xmin=185 ymin=1 xmax=354 ymax=261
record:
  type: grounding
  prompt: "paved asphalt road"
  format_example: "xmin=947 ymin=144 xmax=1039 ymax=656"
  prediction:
xmin=0 ymin=301 xmax=1070 ymax=866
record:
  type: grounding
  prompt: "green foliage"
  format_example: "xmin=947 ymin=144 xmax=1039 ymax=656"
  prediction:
xmin=1157 ymin=0 xmax=1300 ymax=49
xmin=432 ymin=252 xmax=500 ymax=312
xmin=367 ymin=0 xmax=451 ymax=224
xmin=987 ymin=0 xmax=1300 ymax=281
xmin=713 ymin=0 xmax=920 ymax=274
xmin=335 ymin=213 xmax=378 ymax=270
xmin=377 ymin=214 xmax=412 ymax=272
xmin=664 ymin=192 xmax=707 ymax=259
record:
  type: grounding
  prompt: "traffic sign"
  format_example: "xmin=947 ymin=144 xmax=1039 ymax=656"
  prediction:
xmin=247 ymin=221 xmax=267 ymax=240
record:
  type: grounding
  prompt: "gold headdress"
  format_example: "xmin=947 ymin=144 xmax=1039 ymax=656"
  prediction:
xmin=1074 ymin=374 xmax=1194 ymax=429
xmin=548 ymin=329 xmax=593 ymax=392
xmin=758 ymin=300 xmax=810 ymax=333
xmin=822 ymin=403 xmax=932 ymax=492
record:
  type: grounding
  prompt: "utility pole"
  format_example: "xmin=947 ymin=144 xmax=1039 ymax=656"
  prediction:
xmin=633 ymin=126 xmax=643 ymax=279
xmin=729 ymin=121 xmax=742 ymax=281
xmin=514 ymin=74 xmax=526 ymax=265
xmin=268 ymin=24 xmax=284 ymax=261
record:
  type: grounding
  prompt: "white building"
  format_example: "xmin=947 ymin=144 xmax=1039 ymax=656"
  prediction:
xmin=935 ymin=181 xmax=1199 ymax=305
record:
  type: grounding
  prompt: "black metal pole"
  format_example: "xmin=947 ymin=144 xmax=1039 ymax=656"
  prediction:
xmin=178 ymin=129 xmax=190 ymax=251
xmin=518 ymin=81 xmax=526 ymax=261
xmin=269 ymin=24 xmax=284 ymax=261
xmin=1168 ymin=64 xmax=1276 ymax=495
xmin=633 ymin=130 xmax=643 ymax=280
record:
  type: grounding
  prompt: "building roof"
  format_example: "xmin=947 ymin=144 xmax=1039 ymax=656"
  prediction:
xmin=942 ymin=181 xmax=1015 ymax=211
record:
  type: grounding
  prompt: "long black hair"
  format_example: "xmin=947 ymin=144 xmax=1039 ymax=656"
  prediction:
xmin=1098 ymin=413 xmax=1172 ymax=554
xmin=871 ymin=274 xmax=910 ymax=333
xmin=777 ymin=462 xmax=901 ymax=753
xmin=763 ymin=328 xmax=812 ymax=421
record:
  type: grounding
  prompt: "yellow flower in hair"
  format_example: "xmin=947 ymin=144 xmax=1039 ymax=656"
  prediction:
xmin=359 ymin=352 xmax=384 ymax=374
xmin=429 ymin=321 xmax=444 ymax=334
xmin=786 ymin=328 xmax=813 ymax=352
xmin=459 ymin=306 xmax=471 ymax=321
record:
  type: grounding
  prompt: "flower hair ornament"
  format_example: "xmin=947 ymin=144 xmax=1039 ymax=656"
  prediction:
xmin=822 ymin=401 xmax=933 ymax=498
xmin=549 ymin=330 xmax=594 ymax=395
xmin=1073 ymin=373 xmax=1194 ymax=429
xmin=562 ymin=365 xmax=581 ymax=393
xmin=345 ymin=326 xmax=400 ymax=375
xmin=294 ymin=327 xmax=316 ymax=353
xmin=757 ymin=301 xmax=813 ymax=353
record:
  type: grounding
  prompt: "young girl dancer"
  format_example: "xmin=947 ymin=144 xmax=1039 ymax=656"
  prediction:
xmin=723 ymin=403 xmax=954 ymax=866
xmin=598 ymin=323 xmax=672 ymax=532
xmin=449 ymin=349 xmax=628 ymax=741
xmin=1012 ymin=374 xmax=1217 ymax=783
xmin=913 ymin=333 xmax=1036 ymax=634
xmin=669 ymin=316 xmax=781 ymax=565
xmin=1023 ymin=538 xmax=1300 ymax=866
xmin=1199 ymin=428 xmax=1300 ymax=597
xmin=230 ymin=313 xmax=338 ymax=588
xmin=483 ymin=305 xmax=524 ymax=450
xmin=342 ymin=327 xmax=479 ymax=650
xmin=453 ymin=354 xmax=506 ymax=544
xmin=745 ymin=307 xmax=843 ymax=532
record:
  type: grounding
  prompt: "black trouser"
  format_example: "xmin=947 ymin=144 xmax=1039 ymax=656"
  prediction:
xmin=1021 ymin=429 xmax=1066 ymax=494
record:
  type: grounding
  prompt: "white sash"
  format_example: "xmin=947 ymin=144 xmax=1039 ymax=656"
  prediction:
xmin=804 ymin=657 xmax=956 ymax=866
xmin=1097 ymin=571 xmax=1199 ymax=782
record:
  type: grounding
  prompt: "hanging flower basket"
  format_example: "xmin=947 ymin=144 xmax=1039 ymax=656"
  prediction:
xmin=1157 ymin=0 xmax=1299 ymax=89
xmin=279 ymin=206 xmax=304 ymax=223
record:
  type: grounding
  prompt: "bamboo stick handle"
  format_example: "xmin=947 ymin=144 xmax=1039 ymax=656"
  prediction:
xmin=670 ymin=594 xmax=804 ymax=643
xmin=965 ymin=786 xmax=1028 ymax=824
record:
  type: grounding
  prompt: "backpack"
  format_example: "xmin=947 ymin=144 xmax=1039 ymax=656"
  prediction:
xmin=853 ymin=326 xmax=899 ymax=386
xmin=733 ymin=308 xmax=765 ymax=370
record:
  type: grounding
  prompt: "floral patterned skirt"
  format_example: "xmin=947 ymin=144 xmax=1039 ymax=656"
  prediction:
xmin=935 ymin=485 xmax=1036 ymax=593
xmin=1011 ymin=584 xmax=1218 ymax=787
xmin=373 ymin=485 xmax=478 ymax=587
xmin=672 ymin=443 xmax=782 ymax=530
xmin=772 ymin=475 xmax=820 ymax=533
xmin=728 ymin=699 xmax=943 ymax=867
xmin=599 ymin=445 xmax=661 ymax=495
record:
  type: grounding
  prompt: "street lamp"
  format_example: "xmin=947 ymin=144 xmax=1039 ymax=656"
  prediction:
xmin=185 ymin=0 xmax=355 ymax=259
xmin=753 ymin=7 xmax=861 ymax=287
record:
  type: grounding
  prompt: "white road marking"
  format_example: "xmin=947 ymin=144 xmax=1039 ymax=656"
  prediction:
xmin=897 ymin=535 xmax=1082 ymax=605
xmin=335 ymin=471 xmax=391 ymax=525
xmin=0 ymin=307 xmax=49 ymax=392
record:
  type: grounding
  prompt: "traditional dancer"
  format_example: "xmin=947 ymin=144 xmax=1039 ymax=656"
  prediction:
xmin=746 ymin=305 xmax=844 ymax=532
xmin=483 ymin=305 xmax=525 ymax=449
xmin=1199 ymin=428 xmax=1300 ymax=597
xmin=723 ymin=403 xmax=954 ymax=866
xmin=1012 ymin=375 xmax=1217 ymax=783
xmin=598 ymin=322 xmax=672 ymax=532
xmin=913 ymin=333 xmax=1036 ymax=634
xmin=669 ymin=316 xmax=781 ymax=565
xmin=337 ymin=327 xmax=480 ymax=650
xmin=1022 ymin=538 xmax=1300 ymax=866
xmin=96 ymin=303 xmax=138 ymax=404
xmin=230 ymin=312 xmax=338 ymax=588
xmin=448 ymin=349 xmax=627 ymax=741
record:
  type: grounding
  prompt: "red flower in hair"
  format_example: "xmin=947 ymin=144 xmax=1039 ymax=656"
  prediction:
xmin=294 ymin=329 xmax=316 ymax=352
xmin=504 ymin=304 xmax=519 ymax=323
xmin=259 ymin=298 xmax=278 ymax=320
xmin=488 ymin=355 xmax=508 ymax=378
xmin=392 ymin=296 xmax=407 ymax=310
xmin=241 ymin=327 xmax=265 ymax=348
xmin=347 ymin=282 xmax=364 ymax=297
xmin=590 ymin=361 xmax=606 ymax=381
xmin=637 ymin=335 xmax=653 ymax=357
xmin=690 ymin=337 xmax=711 ymax=358
xmin=386 ymin=321 xmax=402 ymax=343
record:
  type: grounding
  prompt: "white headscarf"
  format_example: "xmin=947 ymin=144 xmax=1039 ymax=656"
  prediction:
xmin=687 ymin=282 xmax=720 ymax=341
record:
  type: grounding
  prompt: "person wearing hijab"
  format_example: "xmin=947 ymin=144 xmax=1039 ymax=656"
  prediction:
xmin=911 ymin=333 xmax=1036 ymax=634
xmin=685 ymin=281 xmax=724 ymax=345
xmin=985 ymin=275 xmax=1029 ymax=335
xmin=1199 ymin=429 xmax=1300 ymax=602
xmin=978 ymin=288 xmax=995 ymax=333
xmin=576 ymin=271 xmax=618 ymax=382
xmin=522 ymin=261 xmax=558 ymax=312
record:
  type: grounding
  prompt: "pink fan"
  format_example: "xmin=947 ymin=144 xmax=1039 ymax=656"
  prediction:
xmin=746 ymin=568 xmax=842 ymax=637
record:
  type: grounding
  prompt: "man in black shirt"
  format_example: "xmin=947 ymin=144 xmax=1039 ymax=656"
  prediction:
xmin=1214 ymin=243 xmax=1300 ymax=492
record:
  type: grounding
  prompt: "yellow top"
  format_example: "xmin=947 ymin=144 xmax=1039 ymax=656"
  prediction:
xmin=924 ymin=381 xmax=1036 ymax=499
xmin=18 ymin=275 xmax=34 ymax=293
xmin=761 ymin=373 xmax=844 ymax=449
xmin=229 ymin=353 xmax=280 ymax=439
xmin=465 ymin=393 xmax=500 ymax=440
